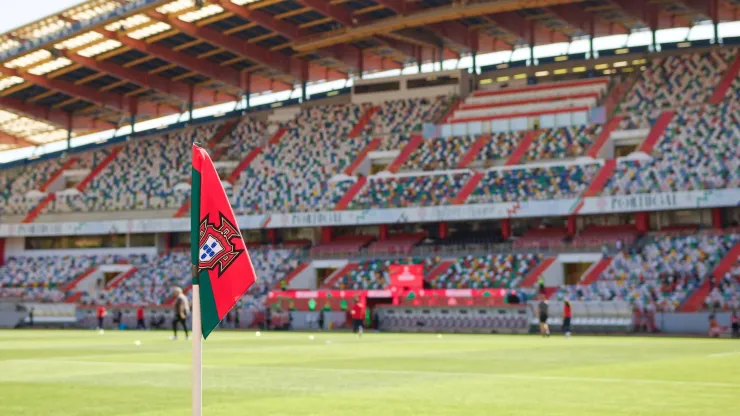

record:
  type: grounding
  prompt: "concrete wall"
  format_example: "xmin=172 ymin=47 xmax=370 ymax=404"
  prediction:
xmin=656 ymin=311 xmax=735 ymax=335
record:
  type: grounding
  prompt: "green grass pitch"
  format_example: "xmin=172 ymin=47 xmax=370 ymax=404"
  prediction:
xmin=0 ymin=330 xmax=738 ymax=416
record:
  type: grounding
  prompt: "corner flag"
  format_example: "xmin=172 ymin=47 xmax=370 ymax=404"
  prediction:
xmin=191 ymin=144 xmax=256 ymax=339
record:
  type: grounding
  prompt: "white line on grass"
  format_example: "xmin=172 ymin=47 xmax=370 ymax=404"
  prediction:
xmin=229 ymin=365 xmax=740 ymax=389
xmin=708 ymin=351 xmax=740 ymax=357
xmin=13 ymin=358 xmax=736 ymax=389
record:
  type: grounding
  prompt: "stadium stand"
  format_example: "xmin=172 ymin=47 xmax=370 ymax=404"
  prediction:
xmin=523 ymin=125 xmax=601 ymax=161
xmin=230 ymin=104 xmax=371 ymax=214
xmin=333 ymin=257 xmax=438 ymax=290
xmin=349 ymin=171 xmax=472 ymax=209
xmin=468 ymin=163 xmax=600 ymax=204
xmin=428 ymin=253 xmax=543 ymax=289
xmin=619 ymin=50 xmax=735 ymax=129
xmin=447 ymin=78 xmax=608 ymax=124
xmin=45 ymin=125 xmax=218 ymax=213
xmin=557 ymin=232 xmax=740 ymax=312
xmin=604 ymin=105 xmax=740 ymax=195
xmin=366 ymin=97 xmax=450 ymax=135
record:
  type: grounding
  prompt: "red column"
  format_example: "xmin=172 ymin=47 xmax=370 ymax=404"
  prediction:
xmin=567 ymin=216 xmax=577 ymax=237
xmin=635 ymin=212 xmax=650 ymax=233
xmin=439 ymin=222 xmax=448 ymax=239
xmin=266 ymin=229 xmax=276 ymax=244
xmin=501 ymin=219 xmax=511 ymax=240
xmin=0 ymin=238 xmax=4 ymax=267
xmin=379 ymin=224 xmax=388 ymax=240
xmin=321 ymin=227 xmax=333 ymax=244
xmin=165 ymin=233 xmax=172 ymax=252
xmin=712 ymin=208 xmax=723 ymax=229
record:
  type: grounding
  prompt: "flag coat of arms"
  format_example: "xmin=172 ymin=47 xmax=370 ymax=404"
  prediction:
xmin=191 ymin=144 xmax=256 ymax=338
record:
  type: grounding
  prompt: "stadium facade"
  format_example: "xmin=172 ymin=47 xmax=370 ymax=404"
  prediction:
xmin=0 ymin=0 xmax=739 ymax=336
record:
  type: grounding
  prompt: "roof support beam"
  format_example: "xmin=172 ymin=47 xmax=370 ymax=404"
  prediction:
xmin=215 ymin=0 xmax=358 ymax=72
xmin=0 ymin=96 xmax=113 ymax=131
xmin=148 ymin=11 xmax=306 ymax=82
xmin=0 ymin=131 xmax=36 ymax=148
xmin=294 ymin=0 xmax=355 ymax=27
xmin=99 ymin=29 xmax=283 ymax=93
xmin=60 ymin=51 xmax=220 ymax=106
xmin=0 ymin=67 xmax=167 ymax=117
xmin=294 ymin=0 xmax=578 ymax=51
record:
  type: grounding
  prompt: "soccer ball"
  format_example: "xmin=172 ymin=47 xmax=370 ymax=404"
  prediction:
xmin=255 ymin=331 xmax=261 ymax=337
xmin=134 ymin=340 xmax=141 ymax=346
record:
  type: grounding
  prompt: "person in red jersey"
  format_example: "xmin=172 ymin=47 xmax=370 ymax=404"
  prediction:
xmin=350 ymin=300 xmax=364 ymax=337
xmin=96 ymin=304 xmax=107 ymax=334
xmin=136 ymin=306 xmax=146 ymax=330
xmin=563 ymin=300 xmax=572 ymax=338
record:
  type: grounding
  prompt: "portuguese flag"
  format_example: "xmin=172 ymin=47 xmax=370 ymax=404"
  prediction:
xmin=191 ymin=144 xmax=256 ymax=339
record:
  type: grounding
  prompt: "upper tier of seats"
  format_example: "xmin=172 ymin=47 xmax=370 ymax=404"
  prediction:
xmin=2 ymin=48 xmax=740 ymax=219
xmin=48 ymin=125 xmax=217 ymax=213
xmin=556 ymin=232 xmax=739 ymax=311
xmin=603 ymin=105 xmax=740 ymax=195
xmin=230 ymin=103 xmax=372 ymax=214
xmin=365 ymin=97 xmax=450 ymax=135
xmin=619 ymin=50 xmax=735 ymax=129
xmin=448 ymin=78 xmax=607 ymax=124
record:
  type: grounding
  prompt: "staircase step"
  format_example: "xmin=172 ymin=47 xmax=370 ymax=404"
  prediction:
xmin=22 ymin=194 xmax=55 ymax=224
xmin=709 ymin=53 xmax=740 ymax=105
xmin=521 ymin=257 xmax=556 ymax=287
xmin=207 ymin=119 xmax=241 ymax=148
xmin=348 ymin=106 xmax=379 ymax=138
xmin=387 ymin=135 xmax=423 ymax=173
xmin=425 ymin=260 xmax=454 ymax=282
xmin=226 ymin=147 xmax=263 ymax=184
xmin=345 ymin=138 xmax=381 ymax=175
xmin=505 ymin=130 xmax=538 ymax=166
xmin=321 ymin=263 xmax=358 ymax=289
xmin=106 ymin=267 xmax=138 ymax=289
xmin=274 ymin=263 xmax=310 ymax=289
xmin=637 ymin=111 xmax=674 ymax=154
xmin=334 ymin=177 xmax=367 ymax=211
xmin=76 ymin=146 xmax=123 ymax=192
xmin=452 ymin=172 xmax=484 ymax=204
xmin=586 ymin=116 xmax=623 ymax=158
xmin=584 ymin=160 xmax=617 ymax=198
xmin=60 ymin=267 xmax=98 ymax=292
xmin=456 ymin=135 xmax=490 ymax=169
xmin=580 ymin=257 xmax=612 ymax=285
xmin=40 ymin=157 xmax=79 ymax=192
xmin=269 ymin=127 xmax=288 ymax=145
xmin=680 ymin=242 xmax=740 ymax=312
xmin=174 ymin=200 xmax=190 ymax=218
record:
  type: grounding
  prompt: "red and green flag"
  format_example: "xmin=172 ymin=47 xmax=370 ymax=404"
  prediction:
xmin=191 ymin=144 xmax=256 ymax=339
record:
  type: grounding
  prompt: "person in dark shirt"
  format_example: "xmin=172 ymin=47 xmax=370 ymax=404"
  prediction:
xmin=170 ymin=287 xmax=190 ymax=340
xmin=563 ymin=300 xmax=572 ymax=338
xmin=536 ymin=295 xmax=550 ymax=337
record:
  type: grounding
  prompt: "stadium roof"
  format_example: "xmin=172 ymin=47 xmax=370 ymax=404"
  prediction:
xmin=0 ymin=0 xmax=738 ymax=151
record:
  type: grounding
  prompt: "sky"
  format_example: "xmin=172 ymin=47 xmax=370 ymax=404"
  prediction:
xmin=0 ymin=0 xmax=86 ymax=35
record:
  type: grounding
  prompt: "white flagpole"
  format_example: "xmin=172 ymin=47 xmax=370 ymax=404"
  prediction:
xmin=192 ymin=278 xmax=202 ymax=416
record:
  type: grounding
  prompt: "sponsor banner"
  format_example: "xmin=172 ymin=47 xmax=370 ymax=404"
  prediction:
xmin=265 ymin=199 xmax=576 ymax=228
xmin=1 ymin=189 xmax=739 ymax=237
xmin=0 ymin=0 xmax=159 ymax=62
xmin=579 ymin=189 xmax=740 ymax=215
xmin=389 ymin=264 xmax=424 ymax=289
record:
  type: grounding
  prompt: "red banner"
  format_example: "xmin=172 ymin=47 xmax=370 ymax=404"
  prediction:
xmin=389 ymin=264 xmax=424 ymax=289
